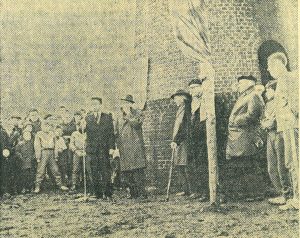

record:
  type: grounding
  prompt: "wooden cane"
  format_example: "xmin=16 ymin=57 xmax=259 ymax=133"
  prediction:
xmin=166 ymin=147 xmax=176 ymax=201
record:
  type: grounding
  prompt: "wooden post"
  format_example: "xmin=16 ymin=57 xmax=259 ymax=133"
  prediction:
xmin=201 ymin=62 xmax=218 ymax=205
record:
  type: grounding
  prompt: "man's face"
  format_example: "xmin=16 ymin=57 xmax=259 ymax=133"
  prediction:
xmin=238 ymin=79 xmax=254 ymax=94
xmin=91 ymin=100 xmax=102 ymax=112
xmin=24 ymin=124 xmax=33 ymax=133
xmin=63 ymin=112 xmax=73 ymax=123
xmin=267 ymin=56 xmax=287 ymax=79
xmin=265 ymin=88 xmax=275 ymax=100
xmin=74 ymin=115 xmax=82 ymax=123
xmin=189 ymin=84 xmax=202 ymax=97
xmin=121 ymin=101 xmax=131 ymax=113
xmin=173 ymin=95 xmax=185 ymax=107
xmin=29 ymin=111 xmax=39 ymax=121
xmin=23 ymin=131 xmax=32 ymax=141
xmin=55 ymin=128 xmax=63 ymax=137
xmin=42 ymin=123 xmax=51 ymax=132
xmin=59 ymin=107 xmax=67 ymax=116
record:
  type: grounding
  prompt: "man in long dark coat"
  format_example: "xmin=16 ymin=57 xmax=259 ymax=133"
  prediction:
xmin=116 ymin=95 xmax=147 ymax=199
xmin=85 ymin=97 xmax=115 ymax=199
xmin=170 ymin=89 xmax=192 ymax=196
xmin=226 ymin=75 xmax=264 ymax=198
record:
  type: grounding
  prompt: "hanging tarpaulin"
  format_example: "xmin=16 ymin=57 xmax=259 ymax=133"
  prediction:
xmin=169 ymin=0 xmax=219 ymax=205
xmin=169 ymin=0 xmax=211 ymax=63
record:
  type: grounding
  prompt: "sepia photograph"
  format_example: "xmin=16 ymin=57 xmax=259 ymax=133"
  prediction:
xmin=0 ymin=0 xmax=299 ymax=237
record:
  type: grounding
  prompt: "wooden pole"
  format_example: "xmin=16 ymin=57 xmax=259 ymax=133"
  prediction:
xmin=201 ymin=62 xmax=218 ymax=205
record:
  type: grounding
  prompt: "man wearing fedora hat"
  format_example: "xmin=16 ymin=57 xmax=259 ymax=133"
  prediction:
xmin=170 ymin=89 xmax=192 ymax=196
xmin=116 ymin=94 xmax=147 ymax=199
xmin=226 ymin=75 xmax=264 ymax=198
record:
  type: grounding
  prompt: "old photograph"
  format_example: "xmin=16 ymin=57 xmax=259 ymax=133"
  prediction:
xmin=0 ymin=0 xmax=299 ymax=237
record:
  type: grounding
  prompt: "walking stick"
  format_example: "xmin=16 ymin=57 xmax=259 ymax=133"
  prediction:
xmin=165 ymin=147 xmax=176 ymax=202
xmin=82 ymin=149 xmax=87 ymax=200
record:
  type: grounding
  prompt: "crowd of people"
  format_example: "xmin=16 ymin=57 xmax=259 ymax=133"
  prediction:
xmin=0 ymin=40 xmax=298 ymax=211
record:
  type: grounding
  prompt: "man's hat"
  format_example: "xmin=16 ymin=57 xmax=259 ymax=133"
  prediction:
xmin=44 ymin=114 xmax=53 ymax=120
xmin=188 ymin=78 xmax=203 ymax=86
xmin=74 ymin=111 xmax=81 ymax=116
xmin=23 ymin=121 xmax=33 ymax=127
xmin=91 ymin=97 xmax=102 ymax=103
xmin=29 ymin=108 xmax=38 ymax=113
xmin=171 ymin=89 xmax=191 ymax=100
xmin=121 ymin=95 xmax=135 ymax=103
xmin=237 ymin=75 xmax=257 ymax=82
xmin=11 ymin=116 xmax=22 ymax=120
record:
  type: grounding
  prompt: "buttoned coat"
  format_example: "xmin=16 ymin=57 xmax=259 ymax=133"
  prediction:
xmin=116 ymin=108 xmax=146 ymax=172
xmin=226 ymin=87 xmax=264 ymax=158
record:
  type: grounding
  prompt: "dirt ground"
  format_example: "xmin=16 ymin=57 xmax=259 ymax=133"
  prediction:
xmin=0 ymin=189 xmax=299 ymax=238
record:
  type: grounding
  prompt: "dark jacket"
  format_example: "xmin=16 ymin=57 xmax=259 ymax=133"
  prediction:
xmin=85 ymin=112 xmax=115 ymax=157
xmin=226 ymin=86 xmax=264 ymax=158
xmin=30 ymin=119 xmax=42 ymax=135
xmin=117 ymin=108 xmax=146 ymax=172
xmin=15 ymin=139 xmax=35 ymax=170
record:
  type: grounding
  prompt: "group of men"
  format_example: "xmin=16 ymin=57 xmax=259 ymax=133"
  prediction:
xmin=170 ymin=40 xmax=298 ymax=210
xmin=0 ymin=40 xmax=298 ymax=210
xmin=0 ymin=95 xmax=147 ymax=200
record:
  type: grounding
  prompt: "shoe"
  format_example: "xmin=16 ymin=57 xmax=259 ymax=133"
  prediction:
xmin=34 ymin=186 xmax=41 ymax=194
xmin=279 ymin=199 xmax=299 ymax=211
xmin=268 ymin=196 xmax=286 ymax=205
xmin=176 ymin=192 xmax=186 ymax=196
xmin=60 ymin=186 xmax=69 ymax=191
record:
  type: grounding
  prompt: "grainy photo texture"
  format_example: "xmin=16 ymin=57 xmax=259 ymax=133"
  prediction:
xmin=0 ymin=0 xmax=299 ymax=237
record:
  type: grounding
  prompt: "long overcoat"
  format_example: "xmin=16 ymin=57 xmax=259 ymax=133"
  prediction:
xmin=117 ymin=108 xmax=146 ymax=172
xmin=226 ymin=87 xmax=264 ymax=158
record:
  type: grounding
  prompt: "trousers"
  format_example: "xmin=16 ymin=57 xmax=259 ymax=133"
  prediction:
xmin=266 ymin=131 xmax=291 ymax=197
xmin=35 ymin=150 xmax=62 ymax=187
xmin=283 ymin=129 xmax=299 ymax=200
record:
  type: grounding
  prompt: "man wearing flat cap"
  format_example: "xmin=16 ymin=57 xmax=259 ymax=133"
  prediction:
xmin=115 ymin=95 xmax=147 ymax=199
xmin=85 ymin=97 xmax=115 ymax=199
xmin=170 ymin=89 xmax=192 ymax=196
xmin=226 ymin=75 xmax=264 ymax=198
xmin=188 ymin=78 xmax=209 ymax=200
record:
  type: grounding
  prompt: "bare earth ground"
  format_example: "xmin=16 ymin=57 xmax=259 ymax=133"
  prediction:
xmin=0 ymin=190 xmax=299 ymax=238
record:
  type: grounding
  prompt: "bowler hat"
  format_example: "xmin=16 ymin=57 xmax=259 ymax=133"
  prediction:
xmin=121 ymin=95 xmax=135 ymax=103
xmin=188 ymin=78 xmax=203 ymax=86
xmin=171 ymin=89 xmax=191 ymax=100
xmin=237 ymin=75 xmax=257 ymax=82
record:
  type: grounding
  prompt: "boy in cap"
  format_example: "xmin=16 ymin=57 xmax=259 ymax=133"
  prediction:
xmin=261 ymin=80 xmax=291 ymax=205
xmin=15 ymin=130 xmax=35 ymax=193
xmin=34 ymin=115 xmax=68 ymax=193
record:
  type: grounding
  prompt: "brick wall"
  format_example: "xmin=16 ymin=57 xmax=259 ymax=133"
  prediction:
xmin=135 ymin=0 xmax=264 ymax=187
